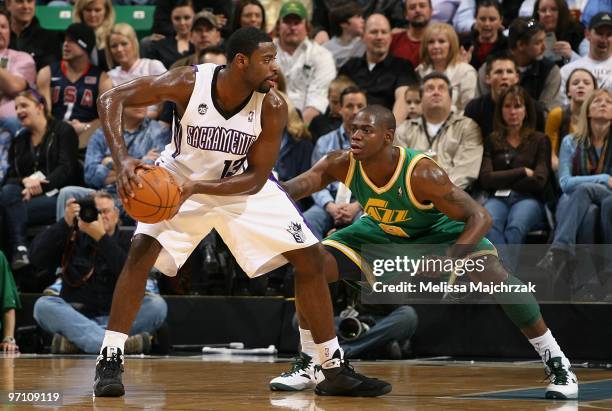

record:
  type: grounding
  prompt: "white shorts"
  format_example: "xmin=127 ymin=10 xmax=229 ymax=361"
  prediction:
xmin=134 ymin=174 xmax=317 ymax=278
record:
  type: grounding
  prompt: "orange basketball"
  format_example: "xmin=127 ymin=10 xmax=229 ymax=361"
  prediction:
xmin=122 ymin=167 xmax=181 ymax=224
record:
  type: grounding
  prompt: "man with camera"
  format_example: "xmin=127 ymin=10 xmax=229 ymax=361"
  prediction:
xmin=30 ymin=191 xmax=167 ymax=354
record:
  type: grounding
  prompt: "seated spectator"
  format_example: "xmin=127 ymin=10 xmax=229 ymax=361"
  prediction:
xmin=308 ymin=75 xmax=355 ymax=141
xmin=538 ymin=90 xmax=612 ymax=294
xmin=465 ymin=53 xmax=547 ymax=139
xmin=274 ymin=91 xmax=313 ymax=210
xmin=197 ymin=46 xmax=226 ymax=65
xmin=339 ymin=14 xmax=418 ymax=122
xmin=106 ymin=23 xmax=166 ymax=118
xmin=230 ymin=0 xmax=267 ymax=33
xmin=417 ymin=22 xmax=478 ymax=112
xmin=151 ymin=0 xmax=231 ymax=39
xmin=389 ymin=0 xmax=433 ymax=68
xmin=0 ymin=128 xmax=10 ymax=181
xmin=403 ymin=82 xmax=423 ymax=120
xmin=460 ymin=0 xmax=508 ymax=70
xmin=6 ymin=0 xmax=62 ymax=71
xmin=0 ymin=89 xmax=78 ymax=269
xmin=0 ymin=250 xmax=20 ymax=353
xmin=31 ymin=191 xmax=167 ymax=354
xmin=274 ymin=1 xmax=336 ymax=124
xmin=395 ymin=72 xmax=483 ymax=191
xmin=36 ymin=23 xmax=112 ymax=143
xmin=559 ymin=12 xmax=611 ymax=105
xmin=0 ymin=7 xmax=35 ymax=137
xmin=477 ymin=17 xmax=562 ymax=110
xmin=546 ymin=68 xmax=597 ymax=170
xmin=478 ymin=85 xmax=551 ymax=272
xmin=323 ymin=2 xmax=366 ymax=69
xmin=533 ymin=0 xmax=585 ymax=66
xmin=54 ymin=106 xmax=170 ymax=222
xmin=171 ymin=11 xmax=224 ymax=68
xmin=73 ymin=0 xmax=115 ymax=71
xmin=145 ymin=0 xmax=195 ymax=69
xmin=303 ymin=86 xmax=367 ymax=239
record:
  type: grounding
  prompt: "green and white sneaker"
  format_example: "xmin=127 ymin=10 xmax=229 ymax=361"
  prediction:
xmin=270 ymin=352 xmax=316 ymax=391
xmin=544 ymin=353 xmax=578 ymax=399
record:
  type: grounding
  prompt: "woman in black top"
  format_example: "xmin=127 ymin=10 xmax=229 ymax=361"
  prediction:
xmin=146 ymin=0 xmax=195 ymax=69
xmin=460 ymin=0 xmax=508 ymax=70
xmin=533 ymin=0 xmax=584 ymax=66
xmin=479 ymin=85 xmax=552 ymax=272
xmin=0 ymin=89 xmax=78 ymax=269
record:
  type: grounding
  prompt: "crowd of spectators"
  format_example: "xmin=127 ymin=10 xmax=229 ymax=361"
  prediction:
xmin=0 ymin=0 xmax=609 ymax=356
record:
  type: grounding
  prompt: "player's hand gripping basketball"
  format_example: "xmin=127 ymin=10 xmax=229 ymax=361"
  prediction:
xmin=168 ymin=181 xmax=195 ymax=219
xmin=116 ymin=157 xmax=153 ymax=203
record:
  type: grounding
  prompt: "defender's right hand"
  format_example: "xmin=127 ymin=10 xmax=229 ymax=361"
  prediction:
xmin=116 ymin=157 xmax=152 ymax=203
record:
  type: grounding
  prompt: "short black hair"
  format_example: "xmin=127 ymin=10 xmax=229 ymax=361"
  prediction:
xmin=339 ymin=86 xmax=366 ymax=106
xmin=359 ymin=105 xmax=396 ymax=132
xmin=508 ymin=17 xmax=545 ymax=49
xmin=474 ymin=0 xmax=502 ymax=18
xmin=329 ymin=2 xmax=363 ymax=37
xmin=226 ymin=27 xmax=273 ymax=63
xmin=485 ymin=51 xmax=518 ymax=75
xmin=422 ymin=72 xmax=452 ymax=98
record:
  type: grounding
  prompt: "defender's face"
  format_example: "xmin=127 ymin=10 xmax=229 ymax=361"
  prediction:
xmin=245 ymin=42 xmax=278 ymax=93
xmin=349 ymin=111 xmax=388 ymax=161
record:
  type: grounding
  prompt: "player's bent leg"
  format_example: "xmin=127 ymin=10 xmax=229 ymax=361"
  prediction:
xmin=94 ymin=234 xmax=163 ymax=398
xmin=283 ymin=244 xmax=391 ymax=397
xmin=474 ymin=255 xmax=578 ymax=400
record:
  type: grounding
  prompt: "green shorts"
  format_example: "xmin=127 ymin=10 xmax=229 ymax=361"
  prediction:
xmin=322 ymin=216 xmax=497 ymax=285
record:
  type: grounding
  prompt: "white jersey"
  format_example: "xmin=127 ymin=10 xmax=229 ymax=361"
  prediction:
xmin=158 ymin=63 xmax=266 ymax=181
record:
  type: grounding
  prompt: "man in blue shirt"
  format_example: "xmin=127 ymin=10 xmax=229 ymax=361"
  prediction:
xmin=303 ymin=86 xmax=366 ymax=239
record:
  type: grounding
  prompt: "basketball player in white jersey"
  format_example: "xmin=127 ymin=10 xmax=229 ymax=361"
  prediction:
xmin=92 ymin=27 xmax=391 ymax=398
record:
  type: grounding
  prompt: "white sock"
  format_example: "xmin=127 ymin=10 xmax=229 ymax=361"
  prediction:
xmin=529 ymin=329 xmax=569 ymax=367
xmin=316 ymin=337 xmax=342 ymax=366
xmin=299 ymin=328 xmax=318 ymax=364
xmin=101 ymin=330 xmax=128 ymax=355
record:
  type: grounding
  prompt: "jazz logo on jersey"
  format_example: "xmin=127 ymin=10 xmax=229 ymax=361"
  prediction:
xmin=198 ymin=103 xmax=208 ymax=115
xmin=287 ymin=222 xmax=305 ymax=243
xmin=364 ymin=198 xmax=410 ymax=224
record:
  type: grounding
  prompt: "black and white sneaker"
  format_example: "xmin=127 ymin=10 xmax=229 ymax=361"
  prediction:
xmin=314 ymin=349 xmax=392 ymax=397
xmin=544 ymin=352 xmax=578 ymax=399
xmin=269 ymin=352 xmax=316 ymax=391
xmin=93 ymin=347 xmax=125 ymax=397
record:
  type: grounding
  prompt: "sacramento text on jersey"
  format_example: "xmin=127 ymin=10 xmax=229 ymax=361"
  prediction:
xmin=373 ymin=281 xmax=537 ymax=295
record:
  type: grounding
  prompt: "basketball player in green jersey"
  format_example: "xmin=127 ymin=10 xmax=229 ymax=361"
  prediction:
xmin=271 ymin=105 xmax=578 ymax=400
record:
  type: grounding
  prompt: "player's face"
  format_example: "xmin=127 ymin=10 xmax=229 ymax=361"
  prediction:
xmin=0 ymin=15 xmax=9 ymax=51
xmin=62 ymin=38 xmax=86 ymax=60
xmin=486 ymin=60 xmax=519 ymax=98
xmin=95 ymin=197 xmax=119 ymax=234
xmin=567 ymin=70 xmax=595 ymax=104
xmin=340 ymin=92 xmax=367 ymax=130
xmin=15 ymin=96 xmax=44 ymax=128
xmin=109 ymin=33 xmax=135 ymax=67
xmin=349 ymin=111 xmax=387 ymax=161
xmin=501 ymin=94 xmax=526 ymax=129
xmin=240 ymin=4 xmax=263 ymax=30
xmin=82 ymin=0 xmax=106 ymax=30
xmin=475 ymin=6 xmax=502 ymax=42
xmin=588 ymin=92 xmax=612 ymax=122
xmin=246 ymin=43 xmax=278 ymax=93
xmin=5 ymin=0 xmax=35 ymax=26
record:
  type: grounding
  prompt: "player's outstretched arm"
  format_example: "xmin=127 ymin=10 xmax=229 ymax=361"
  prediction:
xmin=283 ymin=151 xmax=351 ymax=201
xmin=97 ymin=66 xmax=195 ymax=201
xmin=411 ymin=158 xmax=493 ymax=258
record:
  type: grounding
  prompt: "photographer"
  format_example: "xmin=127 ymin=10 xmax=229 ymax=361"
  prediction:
xmin=30 ymin=191 xmax=167 ymax=354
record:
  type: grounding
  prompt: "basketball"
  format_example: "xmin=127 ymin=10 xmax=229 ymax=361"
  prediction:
xmin=122 ymin=166 xmax=181 ymax=224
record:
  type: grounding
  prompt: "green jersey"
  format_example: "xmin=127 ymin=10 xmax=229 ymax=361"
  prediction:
xmin=345 ymin=146 xmax=453 ymax=239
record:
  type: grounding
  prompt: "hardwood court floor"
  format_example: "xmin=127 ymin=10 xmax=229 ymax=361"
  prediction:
xmin=1 ymin=354 xmax=611 ymax=410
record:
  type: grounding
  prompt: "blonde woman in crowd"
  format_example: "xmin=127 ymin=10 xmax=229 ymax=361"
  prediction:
xmin=73 ymin=0 xmax=116 ymax=70
xmin=417 ymin=22 xmax=477 ymax=112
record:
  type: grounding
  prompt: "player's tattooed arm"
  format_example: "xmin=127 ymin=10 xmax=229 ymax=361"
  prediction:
xmin=412 ymin=158 xmax=493 ymax=258
xmin=282 ymin=151 xmax=351 ymax=200
xmin=97 ymin=66 xmax=195 ymax=200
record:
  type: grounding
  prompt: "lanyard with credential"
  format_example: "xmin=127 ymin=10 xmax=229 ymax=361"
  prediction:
xmin=422 ymin=115 xmax=449 ymax=148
